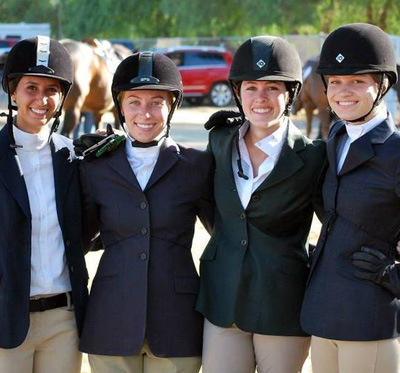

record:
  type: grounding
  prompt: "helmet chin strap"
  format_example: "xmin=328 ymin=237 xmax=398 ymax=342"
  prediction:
xmin=231 ymin=80 xmax=294 ymax=180
xmin=131 ymin=124 xmax=170 ymax=148
xmin=4 ymin=83 xmax=23 ymax=148
xmin=129 ymin=94 xmax=179 ymax=148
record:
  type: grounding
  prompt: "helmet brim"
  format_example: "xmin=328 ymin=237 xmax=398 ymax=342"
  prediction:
xmin=4 ymin=72 xmax=72 ymax=93
xmin=230 ymin=73 xmax=301 ymax=83
xmin=316 ymin=67 xmax=398 ymax=85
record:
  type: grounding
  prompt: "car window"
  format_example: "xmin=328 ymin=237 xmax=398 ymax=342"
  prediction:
xmin=168 ymin=52 xmax=184 ymax=67
xmin=180 ymin=52 xmax=226 ymax=67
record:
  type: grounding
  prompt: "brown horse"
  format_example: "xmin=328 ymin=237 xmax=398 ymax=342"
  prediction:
xmin=293 ymin=56 xmax=333 ymax=139
xmin=60 ymin=38 xmax=131 ymax=138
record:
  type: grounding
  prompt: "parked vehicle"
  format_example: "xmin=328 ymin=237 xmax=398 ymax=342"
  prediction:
xmin=0 ymin=38 xmax=19 ymax=55
xmin=109 ymin=38 xmax=136 ymax=53
xmin=161 ymin=46 xmax=233 ymax=107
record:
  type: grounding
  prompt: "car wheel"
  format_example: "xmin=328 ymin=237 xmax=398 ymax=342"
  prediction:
xmin=209 ymin=83 xmax=232 ymax=107
xmin=186 ymin=97 xmax=204 ymax=106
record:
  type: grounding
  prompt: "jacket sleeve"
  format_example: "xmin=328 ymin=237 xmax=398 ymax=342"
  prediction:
xmin=197 ymin=149 xmax=215 ymax=235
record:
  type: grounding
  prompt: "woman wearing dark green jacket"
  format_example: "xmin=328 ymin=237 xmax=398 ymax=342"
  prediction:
xmin=196 ymin=36 xmax=327 ymax=373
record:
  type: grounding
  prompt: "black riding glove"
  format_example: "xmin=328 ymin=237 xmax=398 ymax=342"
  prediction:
xmin=352 ymin=246 xmax=400 ymax=298
xmin=73 ymin=124 xmax=125 ymax=159
xmin=204 ymin=110 xmax=243 ymax=130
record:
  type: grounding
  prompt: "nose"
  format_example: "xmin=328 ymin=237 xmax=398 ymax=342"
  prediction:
xmin=255 ymin=88 xmax=269 ymax=100
xmin=35 ymin=90 xmax=49 ymax=104
xmin=338 ymin=83 xmax=353 ymax=96
xmin=138 ymin=104 xmax=151 ymax=118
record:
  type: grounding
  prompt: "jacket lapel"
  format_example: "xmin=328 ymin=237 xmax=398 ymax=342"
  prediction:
xmin=218 ymin=127 xmax=240 ymax=190
xmin=108 ymin=140 xmax=142 ymax=190
xmin=326 ymin=121 xmax=346 ymax=178
xmin=339 ymin=117 xmax=394 ymax=175
xmin=146 ymin=137 xmax=180 ymax=190
xmin=0 ymin=126 xmax=30 ymax=218
xmin=256 ymin=122 xmax=306 ymax=192
xmin=51 ymin=138 xmax=76 ymax=228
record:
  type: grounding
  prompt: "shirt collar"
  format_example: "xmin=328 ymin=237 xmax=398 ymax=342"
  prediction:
xmin=13 ymin=124 xmax=50 ymax=151
xmin=125 ymin=132 xmax=163 ymax=160
xmin=239 ymin=119 xmax=288 ymax=160
xmin=344 ymin=110 xmax=386 ymax=143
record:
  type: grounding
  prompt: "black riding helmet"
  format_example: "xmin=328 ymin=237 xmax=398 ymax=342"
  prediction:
xmin=229 ymin=35 xmax=303 ymax=117
xmin=1 ymin=36 xmax=74 ymax=146
xmin=112 ymin=52 xmax=183 ymax=131
xmin=317 ymin=23 xmax=398 ymax=122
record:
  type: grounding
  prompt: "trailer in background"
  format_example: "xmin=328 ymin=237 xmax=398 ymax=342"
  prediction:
xmin=0 ymin=23 xmax=50 ymax=40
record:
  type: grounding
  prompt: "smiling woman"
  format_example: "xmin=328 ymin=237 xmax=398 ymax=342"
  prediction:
xmin=119 ymin=90 xmax=172 ymax=144
xmin=11 ymin=76 xmax=62 ymax=134
xmin=197 ymin=35 xmax=327 ymax=373
xmin=0 ymin=36 xmax=89 ymax=373
xmin=76 ymin=52 xmax=215 ymax=373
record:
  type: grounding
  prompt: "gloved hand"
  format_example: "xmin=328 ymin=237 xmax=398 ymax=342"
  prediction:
xmin=352 ymin=246 xmax=400 ymax=298
xmin=73 ymin=124 xmax=125 ymax=159
xmin=204 ymin=110 xmax=243 ymax=130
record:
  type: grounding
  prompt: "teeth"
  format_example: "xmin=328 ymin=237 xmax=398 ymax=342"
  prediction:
xmin=137 ymin=123 xmax=153 ymax=129
xmin=337 ymin=101 xmax=356 ymax=106
xmin=31 ymin=108 xmax=47 ymax=115
xmin=253 ymin=108 xmax=271 ymax=113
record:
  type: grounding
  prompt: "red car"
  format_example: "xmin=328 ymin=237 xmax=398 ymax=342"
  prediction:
xmin=0 ymin=38 xmax=19 ymax=54
xmin=162 ymin=46 xmax=233 ymax=107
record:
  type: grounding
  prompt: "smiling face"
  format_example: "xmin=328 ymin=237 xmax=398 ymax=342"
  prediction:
xmin=239 ymin=80 xmax=289 ymax=138
xmin=120 ymin=90 xmax=172 ymax=143
xmin=11 ymin=76 xmax=62 ymax=134
xmin=326 ymin=73 xmax=383 ymax=124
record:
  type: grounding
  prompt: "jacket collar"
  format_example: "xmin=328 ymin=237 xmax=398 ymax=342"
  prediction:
xmin=256 ymin=121 xmax=308 ymax=192
xmin=328 ymin=114 xmax=395 ymax=176
xmin=108 ymin=137 xmax=181 ymax=191
xmin=219 ymin=120 xmax=309 ymax=195
xmin=0 ymin=127 xmax=75 ymax=220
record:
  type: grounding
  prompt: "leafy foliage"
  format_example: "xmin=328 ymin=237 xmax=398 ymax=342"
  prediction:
xmin=0 ymin=0 xmax=399 ymax=39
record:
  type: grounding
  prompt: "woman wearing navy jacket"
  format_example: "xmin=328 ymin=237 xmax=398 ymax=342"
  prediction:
xmin=301 ymin=23 xmax=400 ymax=373
xmin=0 ymin=37 xmax=88 ymax=373
xmin=77 ymin=52 xmax=214 ymax=373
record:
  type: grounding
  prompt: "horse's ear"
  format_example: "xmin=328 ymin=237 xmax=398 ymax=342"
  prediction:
xmin=82 ymin=38 xmax=100 ymax=48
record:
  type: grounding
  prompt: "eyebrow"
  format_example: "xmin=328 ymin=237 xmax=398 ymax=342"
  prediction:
xmin=23 ymin=80 xmax=60 ymax=88
xmin=126 ymin=93 xmax=166 ymax=100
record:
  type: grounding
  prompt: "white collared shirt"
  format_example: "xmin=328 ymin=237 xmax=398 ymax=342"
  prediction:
xmin=232 ymin=119 xmax=288 ymax=209
xmin=337 ymin=110 xmax=387 ymax=173
xmin=125 ymin=133 xmax=162 ymax=190
xmin=13 ymin=125 xmax=71 ymax=297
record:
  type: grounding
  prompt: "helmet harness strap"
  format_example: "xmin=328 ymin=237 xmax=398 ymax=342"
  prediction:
xmin=127 ymin=52 xmax=176 ymax=148
xmin=231 ymin=80 xmax=297 ymax=180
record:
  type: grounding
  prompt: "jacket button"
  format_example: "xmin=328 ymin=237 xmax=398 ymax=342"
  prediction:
xmin=240 ymin=239 xmax=247 ymax=246
xmin=251 ymin=194 xmax=260 ymax=202
xmin=140 ymin=253 xmax=147 ymax=260
xmin=141 ymin=228 xmax=148 ymax=235
xmin=65 ymin=240 xmax=71 ymax=247
xmin=239 ymin=212 xmax=246 ymax=220
xmin=140 ymin=202 xmax=147 ymax=210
